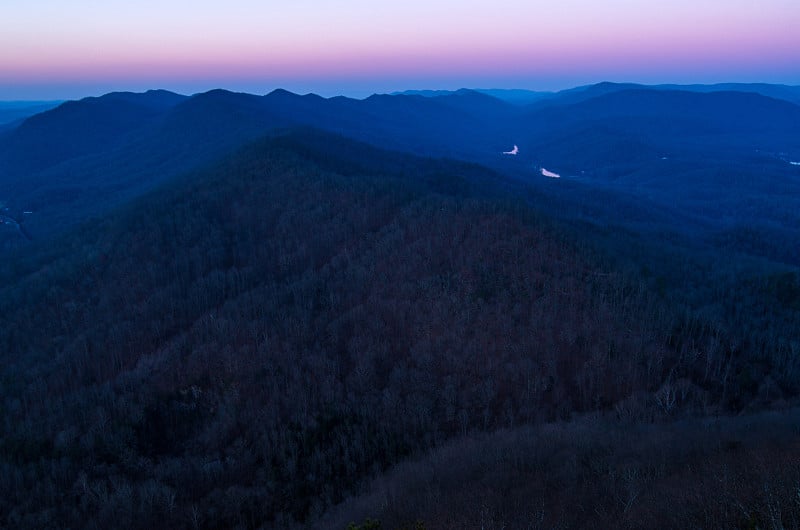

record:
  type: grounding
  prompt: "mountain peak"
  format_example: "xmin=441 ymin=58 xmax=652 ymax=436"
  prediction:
xmin=97 ymin=89 xmax=187 ymax=109
xmin=266 ymin=88 xmax=300 ymax=98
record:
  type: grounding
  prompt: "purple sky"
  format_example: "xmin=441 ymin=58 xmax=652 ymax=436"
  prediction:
xmin=1 ymin=0 xmax=799 ymax=99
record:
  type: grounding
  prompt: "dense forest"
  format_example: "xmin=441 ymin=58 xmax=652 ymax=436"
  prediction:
xmin=1 ymin=131 xmax=798 ymax=528
xmin=1 ymin=86 xmax=800 ymax=528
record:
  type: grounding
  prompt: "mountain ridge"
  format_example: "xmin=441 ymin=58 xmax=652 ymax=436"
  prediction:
xmin=1 ymin=84 xmax=799 ymax=267
xmin=1 ymin=86 xmax=800 ymax=528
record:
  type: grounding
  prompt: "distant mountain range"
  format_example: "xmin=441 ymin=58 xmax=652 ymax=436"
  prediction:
xmin=393 ymin=87 xmax=553 ymax=104
xmin=395 ymin=82 xmax=800 ymax=106
xmin=1 ymin=82 xmax=799 ymax=263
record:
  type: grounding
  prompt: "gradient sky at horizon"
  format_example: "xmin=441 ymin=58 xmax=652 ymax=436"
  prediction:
xmin=1 ymin=0 xmax=799 ymax=99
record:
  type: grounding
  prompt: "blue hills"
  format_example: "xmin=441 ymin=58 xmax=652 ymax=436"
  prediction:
xmin=1 ymin=82 xmax=800 ymax=528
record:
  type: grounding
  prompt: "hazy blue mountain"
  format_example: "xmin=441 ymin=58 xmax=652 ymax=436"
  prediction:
xmin=526 ymin=88 xmax=800 ymax=140
xmin=95 ymin=88 xmax=188 ymax=109
xmin=521 ymin=88 xmax=800 ymax=164
xmin=0 ymin=90 xmax=185 ymax=176
xmin=528 ymin=81 xmax=649 ymax=107
xmin=475 ymin=88 xmax=553 ymax=104
xmin=0 ymin=88 xmax=513 ymax=244
xmin=396 ymin=82 xmax=800 ymax=108
xmin=391 ymin=89 xmax=458 ymax=97
xmin=656 ymin=83 xmax=800 ymax=104
xmin=513 ymin=88 xmax=800 ymax=265
xmin=427 ymin=88 xmax=517 ymax=118
xmin=394 ymin=87 xmax=551 ymax=104
xmin=530 ymin=81 xmax=800 ymax=108
xmin=0 ymin=100 xmax=63 ymax=127
xmin=2 ymin=85 xmax=799 ymax=268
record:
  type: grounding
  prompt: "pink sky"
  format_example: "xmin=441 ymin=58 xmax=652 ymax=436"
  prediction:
xmin=1 ymin=0 xmax=798 ymax=99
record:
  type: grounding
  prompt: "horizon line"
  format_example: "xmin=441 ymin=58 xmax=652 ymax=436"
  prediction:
xmin=2 ymin=79 xmax=800 ymax=103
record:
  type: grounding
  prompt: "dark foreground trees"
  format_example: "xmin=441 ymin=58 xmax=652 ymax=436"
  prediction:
xmin=321 ymin=410 xmax=800 ymax=529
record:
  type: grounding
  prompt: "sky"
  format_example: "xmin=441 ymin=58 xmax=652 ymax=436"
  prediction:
xmin=1 ymin=0 xmax=799 ymax=100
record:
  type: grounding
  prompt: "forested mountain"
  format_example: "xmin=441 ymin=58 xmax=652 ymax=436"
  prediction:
xmin=0 ymin=88 xmax=514 ymax=247
xmin=515 ymin=89 xmax=800 ymax=268
xmin=320 ymin=410 xmax=800 ymax=528
xmin=1 ymin=85 xmax=799 ymax=528
xmin=2 ymin=85 xmax=798 ymax=253
xmin=1 ymin=130 xmax=799 ymax=528
xmin=0 ymin=90 xmax=186 ymax=175
xmin=0 ymin=132 xmax=664 ymax=527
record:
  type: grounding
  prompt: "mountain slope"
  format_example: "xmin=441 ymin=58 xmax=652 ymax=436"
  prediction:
xmin=0 ymin=90 xmax=186 ymax=176
xmin=526 ymin=89 xmax=800 ymax=136
xmin=658 ymin=82 xmax=800 ymax=104
xmin=320 ymin=410 xmax=800 ymax=529
xmin=515 ymin=89 xmax=800 ymax=262
xmin=531 ymin=81 xmax=800 ymax=107
xmin=518 ymin=88 xmax=800 ymax=177
xmin=0 ymin=131 xmax=697 ymax=528
xmin=2 ymin=130 xmax=799 ymax=529
xmin=0 ymin=88 xmax=513 ymax=245
xmin=1 ymin=85 xmax=799 ymax=271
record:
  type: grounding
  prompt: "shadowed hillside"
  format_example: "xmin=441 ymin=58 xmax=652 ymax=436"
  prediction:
xmin=0 ymin=88 xmax=515 ymax=247
xmin=2 ymin=131 xmax=799 ymax=528
xmin=320 ymin=409 xmax=800 ymax=529
xmin=2 ymin=86 xmax=799 ymax=272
